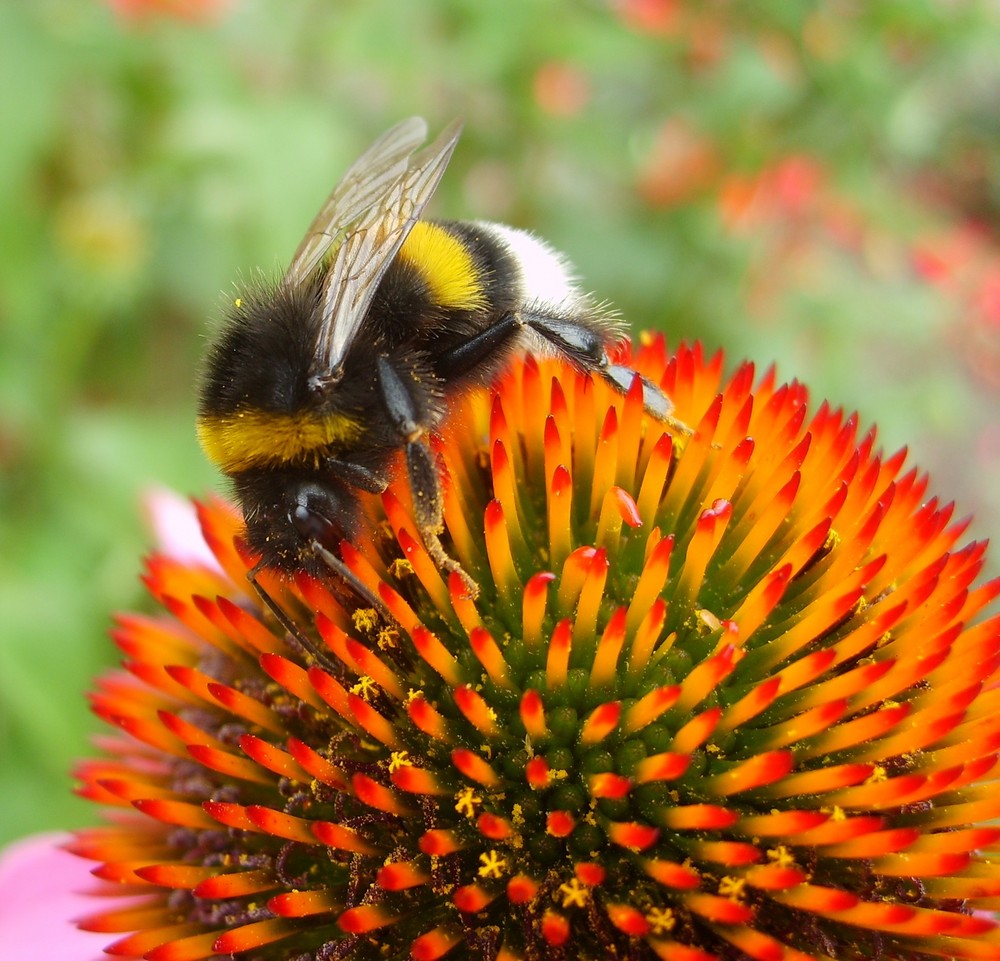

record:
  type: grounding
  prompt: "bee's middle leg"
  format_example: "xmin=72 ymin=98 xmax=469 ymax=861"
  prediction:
xmin=375 ymin=355 xmax=480 ymax=597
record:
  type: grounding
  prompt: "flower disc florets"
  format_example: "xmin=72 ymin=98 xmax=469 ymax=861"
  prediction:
xmin=73 ymin=339 xmax=1000 ymax=961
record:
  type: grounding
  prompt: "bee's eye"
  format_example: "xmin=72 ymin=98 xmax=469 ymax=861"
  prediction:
xmin=289 ymin=482 xmax=346 ymax=545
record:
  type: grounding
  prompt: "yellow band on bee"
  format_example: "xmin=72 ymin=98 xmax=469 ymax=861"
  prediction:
xmin=197 ymin=408 xmax=362 ymax=473
xmin=399 ymin=222 xmax=487 ymax=311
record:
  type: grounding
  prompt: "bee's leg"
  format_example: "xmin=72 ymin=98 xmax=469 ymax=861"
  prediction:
xmin=519 ymin=311 xmax=693 ymax=434
xmin=246 ymin=560 xmax=342 ymax=672
xmin=375 ymin=356 xmax=481 ymax=598
xmin=404 ymin=437 xmax=480 ymax=598
xmin=600 ymin=362 xmax=694 ymax=437
xmin=319 ymin=457 xmax=388 ymax=494
xmin=306 ymin=538 xmax=395 ymax=618
xmin=432 ymin=311 xmax=522 ymax=379
xmin=434 ymin=309 xmax=691 ymax=434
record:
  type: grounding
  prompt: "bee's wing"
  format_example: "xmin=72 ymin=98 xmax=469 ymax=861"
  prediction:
xmin=309 ymin=119 xmax=463 ymax=382
xmin=283 ymin=116 xmax=431 ymax=288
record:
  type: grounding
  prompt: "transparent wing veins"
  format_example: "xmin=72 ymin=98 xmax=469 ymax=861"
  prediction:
xmin=283 ymin=116 xmax=430 ymax=287
xmin=309 ymin=118 xmax=463 ymax=383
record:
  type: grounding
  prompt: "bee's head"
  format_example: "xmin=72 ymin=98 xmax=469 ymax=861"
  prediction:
xmin=237 ymin=472 xmax=355 ymax=575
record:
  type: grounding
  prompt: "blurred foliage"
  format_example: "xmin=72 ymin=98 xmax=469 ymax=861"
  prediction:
xmin=1 ymin=0 xmax=998 ymax=844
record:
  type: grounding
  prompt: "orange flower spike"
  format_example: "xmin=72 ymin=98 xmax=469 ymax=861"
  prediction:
xmin=628 ymin=596 xmax=670 ymax=675
xmin=353 ymin=772 xmax=416 ymax=817
xmin=635 ymin=431 xmax=675 ymax=527
xmin=347 ymin=693 xmax=402 ymax=748
xmin=626 ymin=532 xmax=673 ymax=639
xmin=546 ymin=618 xmax=573 ymax=690
xmin=338 ymin=904 xmax=399 ymax=934
xmin=543 ymin=412 xmax=571 ymax=500
xmin=546 ymin=463 xmax=574 ymax=573
xmin=484 ymin=499 xmax=521 ymax=606
xmin=448 ymin=569 xmax=483 ymax=635
xmin=622 ymin=684 xmax=682 ymax=734
xmin=490 ymin=437 xmax=528 ymax=559
xmin=343 ymin=637 xmax=406 ymax=700
xmin=723 ymin=471 xmax=803 ymax=585
xmin=615 ymin=371 xmax=647 ymax=492
xmin=519 ymin=688 xmax=548 ymax=741
xmin=410 ymin=624 xmax=463 ymax=686
xmin=453 ymin=684 xmax=500 ymax=738
xmin=210 ymin=595 xmax=288 ymax=658
xmin=570 ymin=372 xmax=598 ymax=494
xmin=438 ymin=450 xmax=483 ymax=579
xmin=671 ymin=706 xmax=723 ymax=755
xmin=674 ymin=646 xmax=737 ymax=714
xmin=525 ymin=755 xmax=551 ymax=789
xmin=702 ymin=434 xmax=755 ymax=518
xmin=590 ymin=405 xmax=620 ymax=519
xmin=511 ymin=353 xmax=546 ymax=467
xmin=556 ymin=545 xmax=598 ymax=614
xmin=395 ymin=526 xmax=451 ymax=613
xmin=337 ymin=539 xmax=394 ymax=614
xmin=204 ymin=682 xmax=284 ymax=735
xmin=377 ymin=860 xmax=430 ymax=891
xmin=285 ymin=736 xmax=350 ymax=790
xmin=595 ymin=485 xmax=643 ymax=555
xmin=522 ymin=570 xmax=555 ymax=650
xmin=268 ymin=888 xmax=341 ymax=918
xmin=635 ymin=751 xmax=690 ymax=784
xmin=469 ymin=625 xmax=513 ymax=689
xmin=451 ymin=748 xmax=500 ymax=787
xmin=185 ymin=743 xmax=272 ymax=785
xmin=676 ymin=498 xmax=732 ymax=607
xmin=590 ymin=605 xmax=628 ymax=689
xmin=580 ymin=701 xmax=622 ymax=745
xmin=389 ymin=763 xmax=450 ymax=797
xmin=575 ymin=547 xmax=610 ymax=641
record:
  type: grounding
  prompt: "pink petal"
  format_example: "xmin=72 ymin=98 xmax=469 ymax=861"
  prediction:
xmin=142 ymin=486 xmax=221 ymax=571
xmin=0 ymin=833 xmax=109 ymax=960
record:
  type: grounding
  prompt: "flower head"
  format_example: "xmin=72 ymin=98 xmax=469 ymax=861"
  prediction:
xmin=72 ymin=339 xmax=1000 ymax=960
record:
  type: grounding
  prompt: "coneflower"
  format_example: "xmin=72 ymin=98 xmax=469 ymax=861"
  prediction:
xmin=72 ymin=339 xmax=1000 ymax=961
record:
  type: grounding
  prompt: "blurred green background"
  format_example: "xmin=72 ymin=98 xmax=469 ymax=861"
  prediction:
xmin=2 ymin=0 xmax=999 ymax=845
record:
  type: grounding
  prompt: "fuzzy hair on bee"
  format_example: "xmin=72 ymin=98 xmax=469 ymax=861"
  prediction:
xmin=197 ymin=117 xmax=687 ymax=607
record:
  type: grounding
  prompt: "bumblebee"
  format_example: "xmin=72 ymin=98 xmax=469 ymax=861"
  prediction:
xmin=198 ymin=117 xmax=683 ymax=602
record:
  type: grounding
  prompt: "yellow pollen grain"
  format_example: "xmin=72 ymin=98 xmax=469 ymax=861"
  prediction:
xmin=558 ymin=879 xmax=589 ymax=909
xmin=350 ymin=676 xmax=378 ymax=700
xmin=718 ymin=876 xmax=746 ymax=900
xmin=353 ymin=609 xmax=380 ymax=633
xmin=388 ymin=751 xmax=412 ymax=772
xmin=478 ymin=850 xmax=507 ymax=879
xmin=867 ymin=765 xmax=888 ymax=783
xmin=645 ymin=907 xmax=675 ymax=935
xmin=767 ymin=845 xmax=796 ymax=868
xmin=455 ymin=786 xmax=482 ymax=819
xmin=398 ymin=221 xmax=488 ymax=311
